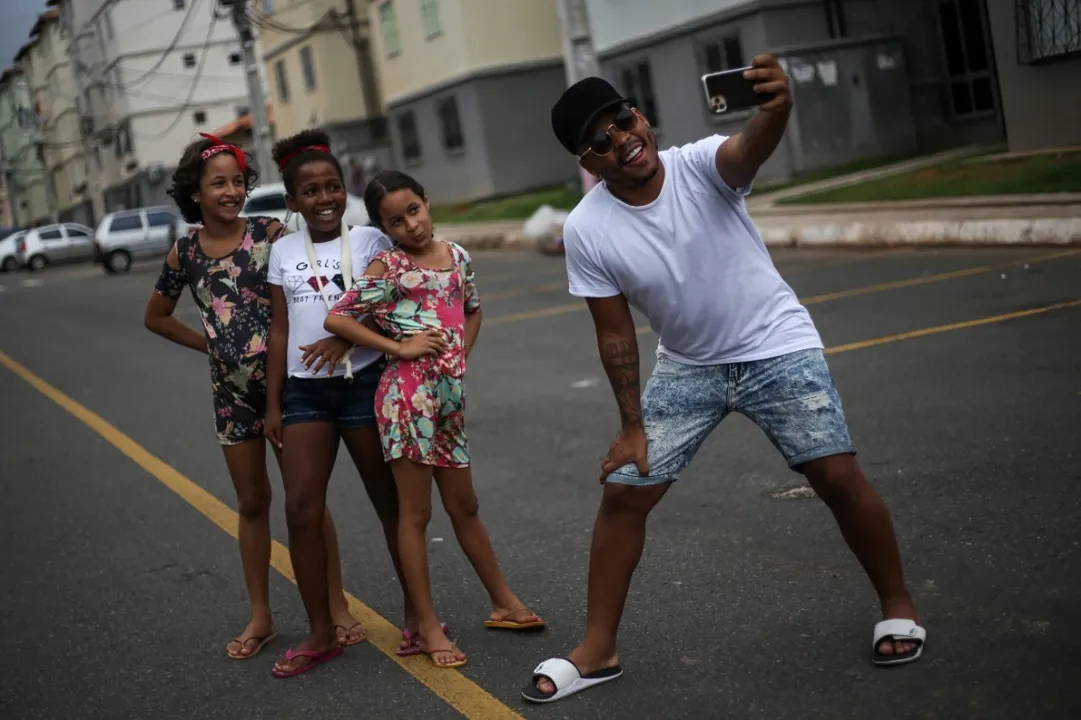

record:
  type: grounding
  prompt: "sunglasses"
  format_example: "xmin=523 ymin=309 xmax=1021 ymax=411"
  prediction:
xmin=578 ymin=106 xmax=639 ymax=159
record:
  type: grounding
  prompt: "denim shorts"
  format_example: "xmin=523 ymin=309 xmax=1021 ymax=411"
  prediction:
xmin=608 ymin=348 xmax=857 ymax=486
xmin=281 ymin=359 xmax=385 ymax=428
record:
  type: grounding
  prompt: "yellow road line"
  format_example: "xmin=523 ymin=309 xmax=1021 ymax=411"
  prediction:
xmin=633 ymin=248 xmax=1081 ymax=335
xmin=823 ymin=299 xmax=1081 ymax=355
xmin=0 ymin=350 xmax=524 ymax=720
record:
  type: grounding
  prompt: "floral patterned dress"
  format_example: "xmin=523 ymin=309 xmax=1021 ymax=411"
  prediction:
xmin=328 ymin=241 xmax=480 ymax=467
xmin=153 ymin=216 xmax=283 ymax=445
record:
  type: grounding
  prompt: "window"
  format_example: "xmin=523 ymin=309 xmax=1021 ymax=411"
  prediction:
xmin=146 ymin=211 xmax=176 ymax=227
xmin=616 ymin=61 xmax=660 ymax=127
xmin=182 ymin=53 xmax=196 ymax=69
xmin=421 ymin=0 xmax=442 ymax=38
xmin=39 ymin=228 xmax=63 ymax=241
xmin=437 ymin=96 xmax=464 ymax=152
xmin=1016 ymin=0 xmax=1081 ymax=63
xmin=243 ymin=193 xmax=288 ymax=213
xmin=262 ymin=0 xmax=274 ymax=12
xmin=173 ymin=0 xmax=186 ymax=10
xmin=701 ymin=34 xmax=744 ymax=74
xmin=229 ymin=52 xmax=242 ymax=65
xmin=108 ymin=214 xmax=142 ymax=232
xmin=65 ymin=226 xmax=91 ymax=238
xmin=236 ymin=105 xmax=249 ymax=117
xmin=937 ymin=0 xmax=996 ymax=117
xmin=396 ymin=111 xmax=421 ymax=162
xmin=300 ymin=46 xmax=317 ymax=91
xmin=193 ymin=110 xmax=207 ymax=124
xmin=275 ymin=60 xmax=289 ymax=102
xmin=379 ymin=2 xmax=402 ymax=56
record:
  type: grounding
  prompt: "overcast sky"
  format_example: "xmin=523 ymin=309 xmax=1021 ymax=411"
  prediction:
xmin=1 ymin=0 xmax=45 ymax=71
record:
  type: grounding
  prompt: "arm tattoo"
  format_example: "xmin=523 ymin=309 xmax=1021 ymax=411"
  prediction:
xmin=600 ymin=337 xmax=642 ymax=428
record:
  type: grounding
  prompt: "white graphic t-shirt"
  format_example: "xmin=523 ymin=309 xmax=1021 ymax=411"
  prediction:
xmin=563 ymin=134 xmax=822 ymax=365
xmin=268 ymin=225 xmax=392 ymax=379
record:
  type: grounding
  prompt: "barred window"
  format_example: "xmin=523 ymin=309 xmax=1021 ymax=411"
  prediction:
xmin=1016 ymin=0 xmax=1081 ymax=63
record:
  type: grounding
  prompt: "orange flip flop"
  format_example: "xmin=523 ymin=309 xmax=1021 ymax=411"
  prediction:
xmin=226 ymin=631 xmax=277 ymax=660
xmin=484 ymin=608 xmax=546 ymax=631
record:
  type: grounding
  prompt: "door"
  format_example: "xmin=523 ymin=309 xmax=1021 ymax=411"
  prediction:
xmin=62 ymin=225 xmax=95 ymax=263
xmin=36 ymin=227 xmax=67 ymax=263
xmin=107 ymin=212 xmax=147 ymax=256
xmin=144 ymin=210 xmax=179 ymax=258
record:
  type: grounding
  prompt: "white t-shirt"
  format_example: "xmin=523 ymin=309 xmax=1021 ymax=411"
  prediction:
xmin=268 ymin=226 xmax=392 ymax=378
xmin=563 ymin=134 xmax=823 ymax=366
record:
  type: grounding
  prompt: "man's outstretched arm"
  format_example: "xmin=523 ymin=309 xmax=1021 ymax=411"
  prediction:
xmin=715 ymin=54 xmax=794 ymax=189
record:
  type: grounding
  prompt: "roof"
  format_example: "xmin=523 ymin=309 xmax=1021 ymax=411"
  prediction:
xmin=0 ymin=66 xmax=25 ymax=86
xmin=30 ymin=10 xmax=60 ymax=38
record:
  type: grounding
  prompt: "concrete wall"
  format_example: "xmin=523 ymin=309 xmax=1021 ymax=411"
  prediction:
xmin=386 ymin=63 xmax=570 ymax=204
xmin=985 ymin=0 xmax=1081 ymax=152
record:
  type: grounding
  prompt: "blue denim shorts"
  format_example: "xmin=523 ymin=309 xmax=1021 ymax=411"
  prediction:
xmin=608 ymin=348 xmax=857 ymax=486
xmin=281 ymin=359 xmax=385 ymax=428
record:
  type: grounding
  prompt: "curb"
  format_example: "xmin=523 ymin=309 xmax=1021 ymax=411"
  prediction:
xmin=447 ymin=218 xmax=1081 ymax=251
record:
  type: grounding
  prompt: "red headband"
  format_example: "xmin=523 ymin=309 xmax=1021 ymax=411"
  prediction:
xmin=198 ymin=133 xmax=247 ymax=171
xmin=277 ymin=144 xmax=331 ymax=171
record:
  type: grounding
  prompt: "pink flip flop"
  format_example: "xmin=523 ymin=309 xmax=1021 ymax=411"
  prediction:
xmin=396 ymin=622 xmax=449 ymax=657
xmin=271 ymin=645 xmax=344 ymax=678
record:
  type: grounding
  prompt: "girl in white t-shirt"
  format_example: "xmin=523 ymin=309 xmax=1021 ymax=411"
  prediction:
xmin=264 ymin=130 xmax=435 ymax=678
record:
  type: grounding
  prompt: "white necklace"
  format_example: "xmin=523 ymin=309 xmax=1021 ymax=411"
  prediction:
xmin=304 ymin=218 xmax=355 ymax=379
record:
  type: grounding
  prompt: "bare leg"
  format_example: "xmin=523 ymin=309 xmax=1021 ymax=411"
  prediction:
xmin=273 ymin=421 xmax=340 ymax=674
xmin=323 ymin=507 xmax=367 ymax=645
xmin=390 ymin=458 xmax=465 ymax=667
xmin=434 ymin=466 xmax=541 ymax=625
xmin=341 ymin=427 xmax=416 ymax=632
xmin=534 ymin=481 xmax=670 ymax=695
xmin=221 ymin=439 xmax=275 ymax=658
xmin=800 ymin=453 xmax=919 ymax=656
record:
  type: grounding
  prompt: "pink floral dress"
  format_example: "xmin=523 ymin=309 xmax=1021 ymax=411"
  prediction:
xmin=329 ymin=241 xmax=480 ymax=467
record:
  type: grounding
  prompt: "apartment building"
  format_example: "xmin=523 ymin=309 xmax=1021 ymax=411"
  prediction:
xmin=15 ymin=8 xmax=94 ymax=226
xmin=582 ymin=0 xmax=1010 ymax=183
xmin=368 ymin=0 xmax=570 ymax=203
xmin=55 ymin=0 xmax=259 ymax=214
xmin=986 ymin=0 xmax=1081 ymax=153
xmin=0 ymin=68 xmax=50 ymax=227
xmin=260 ymin=0 xmax=391 ymax=193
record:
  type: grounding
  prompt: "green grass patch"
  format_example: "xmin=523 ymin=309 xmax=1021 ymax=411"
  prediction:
xmin=430 ymin=185 xmax=583 ymax=224
xmin=758 ymin=153 xmax=914 ymax=194
xmin=778 ymin=150 xmax=1081 ymax=204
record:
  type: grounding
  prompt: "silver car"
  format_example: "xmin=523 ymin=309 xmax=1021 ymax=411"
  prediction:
xmin=15 ymin=223 xmax=97 ymax=271
xmin=95 ymin=207 xmax=188 ymax=274
xmin=1 ymin=230 xmax=25 ymax=272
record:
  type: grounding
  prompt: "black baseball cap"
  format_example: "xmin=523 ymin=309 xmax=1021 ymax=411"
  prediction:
xmin=551 ymin=77 xmax=628 ymax=155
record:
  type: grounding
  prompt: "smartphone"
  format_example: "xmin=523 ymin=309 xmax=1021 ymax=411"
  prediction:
xmin=701 ymin=67 xmax=775 ymax=115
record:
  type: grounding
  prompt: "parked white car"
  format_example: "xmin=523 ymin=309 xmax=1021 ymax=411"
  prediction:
xmin=1 ymin=230 xmax=25 ymax=272
xmin=241 ymin=182 xmax=370 ymax=233
xmin=95 ymin=206 xmax=190 ymax=274
xmin=15 ymin=223 xmax=97 ymax=271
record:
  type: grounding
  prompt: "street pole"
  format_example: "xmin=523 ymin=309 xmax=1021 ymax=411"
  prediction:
xmin=223 ymin=0 xmax=274 ymax=176
xmin=342 ymin=0 xmax=379 ymax=119
xmin=555 ymin=0 xmax=599 ymax=194
xmin=62 ymin=0 xmax=104 ymax=223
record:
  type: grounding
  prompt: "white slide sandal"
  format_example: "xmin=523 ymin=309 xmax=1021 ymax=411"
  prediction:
xmin=872 ymin=618 xmax=927 ymax=666
xmin=521 ymin=657 xmax=624 ymax=704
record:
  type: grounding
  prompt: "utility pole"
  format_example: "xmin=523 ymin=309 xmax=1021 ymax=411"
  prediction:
xmin=555 ymin=0 xmax=600 ymax=193
xmin=221 ymin=0 xmax=274 ymax=176
xmin=342 ymin=0 xmax=380 ymax=120
xmin=61 ymin=0 xmax=104 ymax=223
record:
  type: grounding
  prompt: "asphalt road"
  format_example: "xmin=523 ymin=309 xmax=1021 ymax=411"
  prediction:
xmin=1 ymin=245 xmax=1079 ymax=720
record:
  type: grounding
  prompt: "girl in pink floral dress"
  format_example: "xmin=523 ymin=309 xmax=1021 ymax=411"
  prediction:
xmin=324 ymin=170 xmax=543 ymax=669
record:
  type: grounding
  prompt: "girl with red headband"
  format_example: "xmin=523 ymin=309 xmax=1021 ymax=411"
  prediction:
xmin=144 ymin=133 xmax=365 ymax=664
xmin=264 ymin=129 xmax=444 ymax=678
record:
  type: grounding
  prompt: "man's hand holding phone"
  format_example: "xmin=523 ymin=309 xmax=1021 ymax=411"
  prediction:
xmin=742 ymin=54 xmax=793 ymax=113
